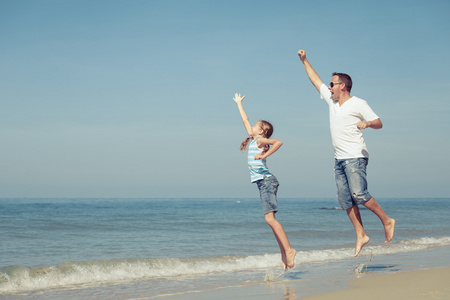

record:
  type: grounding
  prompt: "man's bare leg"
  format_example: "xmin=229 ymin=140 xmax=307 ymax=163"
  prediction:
xmin=347 ymin=205 xmax=370 ymax=257
xmin=265 ymin=212 xmax=297 ymax=269
xmin=362 ymin=198 xmax=395 ymax=243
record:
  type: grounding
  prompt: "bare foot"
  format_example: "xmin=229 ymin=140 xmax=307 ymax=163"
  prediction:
xmin=384 ymin=218 xmax=395 ymax=243
xmin=354 ymin=235 xmax=370 ymax=257
xmin=285 ymin=248 xmax=297 ymax=269
xmin=281 ymin=254 xmax=287 ymax=271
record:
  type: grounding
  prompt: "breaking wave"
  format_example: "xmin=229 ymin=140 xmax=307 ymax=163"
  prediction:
xmin=1 ymin=236 xmax=449 ymax=293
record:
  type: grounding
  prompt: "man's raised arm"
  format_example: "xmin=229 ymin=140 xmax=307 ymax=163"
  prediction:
xmin=297 ymin=49 xmax=323 ymax=93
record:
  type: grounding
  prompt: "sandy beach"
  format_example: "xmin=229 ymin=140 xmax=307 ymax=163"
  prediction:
xmin=304 ymin=267 xmax=450 ymax=300
xmin=166 ymin=267 xmax=450 ymax=300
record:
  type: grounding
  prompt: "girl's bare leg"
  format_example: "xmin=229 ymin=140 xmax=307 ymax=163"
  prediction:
xmin=265 ymin=212 xmax=296 ymax=269
xmin=272 ymin=233 xmax=287 ymax=270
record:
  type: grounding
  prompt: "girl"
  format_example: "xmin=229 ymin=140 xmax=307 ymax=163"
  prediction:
xmin=233 ymin=93 xmax=296 ymax=270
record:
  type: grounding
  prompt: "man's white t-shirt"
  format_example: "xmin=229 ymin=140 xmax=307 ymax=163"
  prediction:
xmin=319 ymin=84 xmax=379 ymax=159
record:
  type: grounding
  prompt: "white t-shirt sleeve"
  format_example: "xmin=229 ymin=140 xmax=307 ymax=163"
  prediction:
xmin=319 ymin=84 xmax=332 ymax=105
xmin=358 ymin=99 xmax=379 ymax=121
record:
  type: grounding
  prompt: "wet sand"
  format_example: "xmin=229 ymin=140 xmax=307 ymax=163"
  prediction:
xmin=303 ymin=267 xmax=450 ymax=300
xmin=165 ymin=267 xmax=450 ymax=300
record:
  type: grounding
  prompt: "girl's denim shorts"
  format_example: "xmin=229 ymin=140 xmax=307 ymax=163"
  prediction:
xmin=255 ymin=175 xmax=279 ymax=215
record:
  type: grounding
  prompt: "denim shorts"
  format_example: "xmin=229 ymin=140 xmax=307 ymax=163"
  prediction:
xmin=255 ymin=175 xmax=279 ymax=215
xmin=334 ymin=158 xmax=372 ymax=210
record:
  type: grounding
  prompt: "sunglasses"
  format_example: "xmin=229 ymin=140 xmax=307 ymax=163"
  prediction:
xmin=329 ymin=82 xmax=343 ymax=88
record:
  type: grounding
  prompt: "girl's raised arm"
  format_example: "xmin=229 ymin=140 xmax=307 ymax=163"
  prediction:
xmin=233 ymin=93 xmax=253 ymax=137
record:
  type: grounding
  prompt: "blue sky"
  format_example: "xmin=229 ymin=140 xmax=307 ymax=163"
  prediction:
xmin=1 ymin=0 xmax=449 ymax=198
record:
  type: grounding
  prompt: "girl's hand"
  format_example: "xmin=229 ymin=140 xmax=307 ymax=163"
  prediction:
xmin=254 ymin=154 xmax=264 ymax=160
xmin=256 ymin=138 xmax=283 ymax=159
xmin=233 ymin=93 xmax=246 ymax=103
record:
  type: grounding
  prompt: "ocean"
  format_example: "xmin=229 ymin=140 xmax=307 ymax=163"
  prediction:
xmin=1 ymin=197 xmax=449 ymax=299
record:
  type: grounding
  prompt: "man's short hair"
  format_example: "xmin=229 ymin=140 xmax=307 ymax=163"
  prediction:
xmin=332 ymin=72 xmax=352 ymax=93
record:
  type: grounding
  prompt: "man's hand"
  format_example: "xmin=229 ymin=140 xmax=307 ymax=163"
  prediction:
xmin=297 ymin=49 xmax=306 ymax=62
xmin=357 ymin=119 xmax=383 ymax=130
xmin=233 ymin=93 xmax=246 ymax=104
xmin=357 ymin=121 xmax=369 ymax=129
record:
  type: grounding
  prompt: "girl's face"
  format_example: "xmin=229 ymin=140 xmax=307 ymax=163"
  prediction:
xmin=252 ymin=121 xmax=264 ymax=137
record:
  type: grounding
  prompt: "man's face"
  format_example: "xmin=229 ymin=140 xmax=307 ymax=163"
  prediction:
xmin=329 ymin=75 xmax=343 ymax=101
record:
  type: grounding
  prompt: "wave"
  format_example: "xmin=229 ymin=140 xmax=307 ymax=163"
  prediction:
xmin=319 ymin=206 xmax=343 ymax=210
xmin=1 ymin=236 xmax=449 ymax=294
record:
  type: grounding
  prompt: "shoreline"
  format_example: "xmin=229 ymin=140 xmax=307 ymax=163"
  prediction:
xmin=1 ymin=247 xmax=449 ymax=299
xmin=164 ymin=266 xmax=450 ymax=300
xmin=303 ymin=266 xmax=450 ymax=300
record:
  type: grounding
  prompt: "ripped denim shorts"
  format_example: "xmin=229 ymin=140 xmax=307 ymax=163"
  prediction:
xmin=334 ymin=158 xmax=372 ymax=210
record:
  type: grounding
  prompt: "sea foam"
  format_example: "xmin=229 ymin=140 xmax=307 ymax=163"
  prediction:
xmin=1 ymin=236 xmax=449 ymax=293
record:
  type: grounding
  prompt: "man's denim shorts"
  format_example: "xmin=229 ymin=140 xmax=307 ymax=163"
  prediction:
xmin=256 ymin=175 xmax=279 ymax=215
xmin=334 ymin=158 xmax=372 ymax=210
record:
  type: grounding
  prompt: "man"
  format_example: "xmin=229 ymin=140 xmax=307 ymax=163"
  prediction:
xmin=297 ymin=49 xmax=395 ymax=257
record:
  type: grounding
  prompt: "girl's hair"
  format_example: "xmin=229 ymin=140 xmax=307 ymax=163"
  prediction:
xmin=240 ymin=120 xmax=273 ymax=155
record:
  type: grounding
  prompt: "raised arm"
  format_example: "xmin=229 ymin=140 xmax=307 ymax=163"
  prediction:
xmin=233 ymin=93 xmax=254 ymax=137
xmin=297 ymin=49 xmax=323 ymax=92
